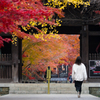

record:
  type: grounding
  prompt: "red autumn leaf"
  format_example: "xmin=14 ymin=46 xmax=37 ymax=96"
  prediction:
xmin=0 ymin=0 xmax=64 ymax=40
xmin=0 ymin=36 xmax=11 ymax=48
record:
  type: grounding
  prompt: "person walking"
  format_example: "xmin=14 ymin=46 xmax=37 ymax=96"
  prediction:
xmin=72 ymin=56 xmax=87 ymax=98
xmin=69 ymin=74 xmax=73 ymax=83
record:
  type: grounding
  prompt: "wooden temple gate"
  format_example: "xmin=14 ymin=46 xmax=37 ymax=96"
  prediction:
xmin=0 ymin=33 xmax=22 ymax=83
xmin=56 ymin=0 xmax=100 ymax=82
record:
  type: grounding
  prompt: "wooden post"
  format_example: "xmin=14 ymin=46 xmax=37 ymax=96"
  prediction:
xmin=12 ymin=36 xmax=19 ymax=83
xmin=80 ymin=24 xmax=89 ymax=78
xmin=18 ymin=39 xmax=22 ymax=83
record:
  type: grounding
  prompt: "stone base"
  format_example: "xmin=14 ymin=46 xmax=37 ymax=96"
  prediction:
xmin=89 ymin=87 xmax=100 ymax=97
xmin=0 ymin=87 xmax=9 ymax=95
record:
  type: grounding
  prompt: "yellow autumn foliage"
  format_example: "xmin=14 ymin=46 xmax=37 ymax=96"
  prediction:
xmin=45 ymin=0 xmax=90 ymax=9
xmin=22 ymin=0 xmax=90 ymax=41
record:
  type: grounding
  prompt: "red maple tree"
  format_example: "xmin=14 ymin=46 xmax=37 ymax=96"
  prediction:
xmin=0 ymin=0 xmax=64 ymax=48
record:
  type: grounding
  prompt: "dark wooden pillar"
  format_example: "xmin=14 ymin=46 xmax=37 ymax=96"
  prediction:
xmin=18 ymin=39 xmax=22 ymax=82
xmin=12 ymin=36 xmax=19 ymax=83
xmin=80 ymin=24 xmax=89 ymax=78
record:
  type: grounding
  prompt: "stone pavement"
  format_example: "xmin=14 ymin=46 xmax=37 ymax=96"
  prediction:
xmin=0 ymin=94 xmax=100 ymax=100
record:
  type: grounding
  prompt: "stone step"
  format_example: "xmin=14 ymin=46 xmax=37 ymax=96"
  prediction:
xmin=0 ymin=83 xmax=100 ymax=94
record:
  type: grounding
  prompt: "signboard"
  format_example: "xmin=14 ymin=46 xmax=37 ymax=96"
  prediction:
xmin=51 ymin=78 xmax=67 ymax=82
xmin=89 ymin=60 xmax=100 ymax=78
xmin=58 ymin=64 xmax=68 ymax=78
xmin=51 ymin=64 xmax=68 ymax=82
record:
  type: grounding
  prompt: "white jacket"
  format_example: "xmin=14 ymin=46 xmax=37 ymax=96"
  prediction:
xmin=72 ymin=63 xmax=87 ymax=81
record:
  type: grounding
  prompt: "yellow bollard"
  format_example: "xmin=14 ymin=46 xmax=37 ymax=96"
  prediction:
xmin=48 ymin=79 xmax=50 ymax=94
xmin=46 ymin=66 xmax=51 ymax=94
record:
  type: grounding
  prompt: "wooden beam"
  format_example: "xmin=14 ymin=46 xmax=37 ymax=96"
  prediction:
xmin=89 ymin=31 xmax=100 ymax=36
xmin=61 ymin=19 xmax=82 ymax=26
xmin=0 ymin=79 xmax=12 ymax=83
xmin=0 ymin=32 xmax=11 ymax=36
xmin=88 ymin=78 xmax=100 ymax=82
xmin=61 ymin=17 xmax=100 ymax=26
xmin=0 ymin=61 xmax=12 ymax=65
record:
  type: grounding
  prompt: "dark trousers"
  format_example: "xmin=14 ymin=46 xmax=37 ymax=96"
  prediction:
xmin=74 ymin=81 xmax=83 ymax=94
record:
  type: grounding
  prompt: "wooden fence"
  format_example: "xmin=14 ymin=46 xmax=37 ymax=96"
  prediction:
xmin=0 ymin=54 xmax=12 ymax=81
xmin=0 ymin=65 xmax=12 ymax=79
xmin=0 ymin=54 xmax=12 ymax=61
xmin=89 ymin=53 xmax=100 ymax=60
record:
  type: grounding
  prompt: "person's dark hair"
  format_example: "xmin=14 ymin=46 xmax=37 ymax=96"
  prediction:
xmin=48 ymin=66 xmax=50 ymax=69
xmin=75 ymin=56 xmax=82 ymax=65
